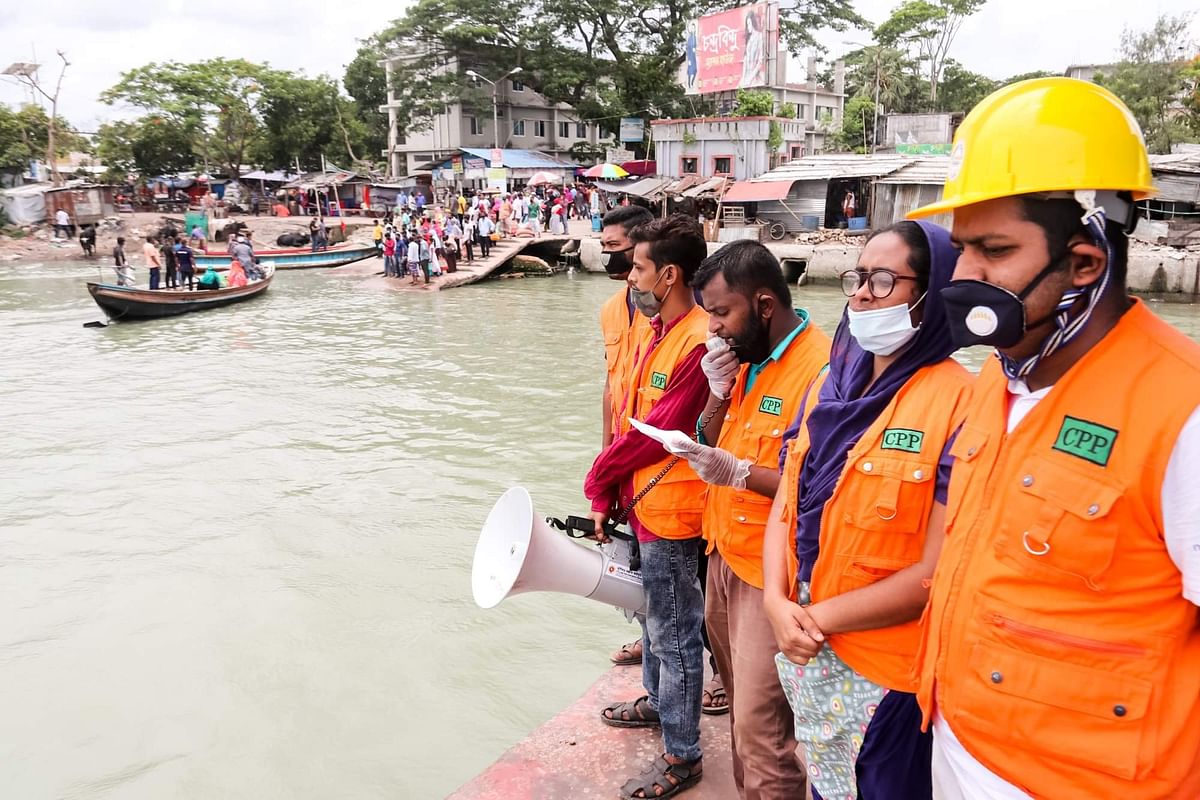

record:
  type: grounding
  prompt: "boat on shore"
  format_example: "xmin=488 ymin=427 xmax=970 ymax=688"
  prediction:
xmin=195 ymin=243 xmax=376 ymax=270
xmin=86 ymin=266 xmax=274 ymax=321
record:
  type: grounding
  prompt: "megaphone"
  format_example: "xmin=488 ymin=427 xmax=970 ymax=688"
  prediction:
xmin=471 ymin=486 xmax=646 ymax=615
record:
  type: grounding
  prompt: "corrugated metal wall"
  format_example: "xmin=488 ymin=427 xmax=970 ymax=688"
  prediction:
xmin=756 ymin=180 xmax=828 ymax=231
xmin=871 ymin=184 xmax=951 ymax=231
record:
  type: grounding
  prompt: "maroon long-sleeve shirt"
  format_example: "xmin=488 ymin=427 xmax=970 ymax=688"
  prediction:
xmin=584 ymin=309 xmax=710 ymax=542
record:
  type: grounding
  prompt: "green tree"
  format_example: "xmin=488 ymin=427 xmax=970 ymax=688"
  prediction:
xmin=835 ymin=94 xmax=877 ymax=152
xmin=362 ymin=0 xmax=866 ymax=152
xmin=934 ymin=60 xmax=997 ymax=112
xmin=1096 ymin=13 xmax=1197 ymax=154
xmin=0 ymin=103 xmax=85 ymax=173
xmin=733 ymin=89 xmax=775 ymax=116
xmin=95 ymin=116 xmax=196 ymax=181
xmin=876 ymin=0 xmax=986 ymax=108
xmin=255 ymin=72 xmax=373 ymax=172
xmin=344 ymin=38 xmax=390 ymax=162
xmin=843 ymin=44 xmax=923 ymax=114
xmin=101 ymin=58 xmax=273 ymax=177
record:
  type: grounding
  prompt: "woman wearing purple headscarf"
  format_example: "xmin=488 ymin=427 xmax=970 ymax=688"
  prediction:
xmin=761 ymin=220 xmax=973 ymax=799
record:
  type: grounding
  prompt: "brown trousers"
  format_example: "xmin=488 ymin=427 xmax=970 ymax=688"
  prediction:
xmin=706 ymin=550 xmax=808 ymax=800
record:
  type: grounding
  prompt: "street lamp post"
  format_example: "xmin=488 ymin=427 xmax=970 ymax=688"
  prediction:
xmin=465 ymin=66 xmax=524 ymax=151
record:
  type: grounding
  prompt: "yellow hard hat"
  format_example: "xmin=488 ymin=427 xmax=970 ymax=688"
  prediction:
xmin=908 ymin=77 xmax=1157 ymax=219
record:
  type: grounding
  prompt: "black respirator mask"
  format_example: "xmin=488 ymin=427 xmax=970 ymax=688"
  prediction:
xmin=600 ymin=247 xmax=633 ymax=277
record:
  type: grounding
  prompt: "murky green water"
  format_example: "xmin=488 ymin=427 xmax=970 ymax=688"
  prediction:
xmin=0 ymin=262 xmax=1197 ymax=798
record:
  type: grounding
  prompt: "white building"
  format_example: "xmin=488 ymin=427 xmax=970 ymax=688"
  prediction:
xmin=651 ymin=116 xmax=809 ymax=180
xmin=379 ymin=48 xmax=601 ymax=178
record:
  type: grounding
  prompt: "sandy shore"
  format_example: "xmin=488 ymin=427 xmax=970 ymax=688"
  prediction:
xmin=0 ymin=211 xmax=377 ymax=265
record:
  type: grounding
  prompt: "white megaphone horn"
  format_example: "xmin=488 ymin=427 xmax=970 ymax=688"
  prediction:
xmin=471 ymin=486 xmax=646 ymax=615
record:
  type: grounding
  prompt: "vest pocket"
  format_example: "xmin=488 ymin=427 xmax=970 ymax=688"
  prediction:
xmin=847 ymin=456 xmax=934 ymax=535
xmin=996 ymin=455 xmax=1124 ymax=589
xmin=956 ymin=637 xmax=1151 ymax=780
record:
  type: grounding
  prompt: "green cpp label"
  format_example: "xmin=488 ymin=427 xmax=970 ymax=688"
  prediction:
xmin=1052 ymin=416 xmax=1118 ymax=467
xmin=882 ymin=428 xmax=925 ymax=453
xmin=650 ymin=372 xmax=668 ymax=390
xmin=759 ymin=396 xmax=783 ymax=416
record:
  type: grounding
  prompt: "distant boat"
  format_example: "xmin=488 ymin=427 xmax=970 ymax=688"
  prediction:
xmin=86 ymin=266 xmax=274 ymax=321
xmin=195 ymin=242 xmax=376 ymax=270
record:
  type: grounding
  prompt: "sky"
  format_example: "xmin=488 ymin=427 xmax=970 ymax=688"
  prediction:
xmin=1 ymin=0 xmax=1197 ymax=132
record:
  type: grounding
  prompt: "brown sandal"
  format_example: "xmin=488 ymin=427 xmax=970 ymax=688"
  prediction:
xmin=620 ymin=754 xmax=703 ymax=799
xmin=701 ymin=674 xmax=729 ymax=716
xmin=601 ymin=695 xmax=660 ymax=728
xmin=611 ymin=639 xmax=643 ymax=666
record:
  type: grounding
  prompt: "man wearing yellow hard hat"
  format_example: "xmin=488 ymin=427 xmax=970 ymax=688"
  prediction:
xmin=907 ymin=77 xmax=1200 ymax=799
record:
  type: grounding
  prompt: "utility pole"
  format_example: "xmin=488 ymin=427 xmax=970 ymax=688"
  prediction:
xmin=3 ymin=51 xmax=70 ymax=185
xmin=465 ymin=66 xmax=523 ymax=151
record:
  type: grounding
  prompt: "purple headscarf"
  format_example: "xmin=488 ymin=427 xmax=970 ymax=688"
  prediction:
xmin=792 ymin=220 xmax=960 ymax=581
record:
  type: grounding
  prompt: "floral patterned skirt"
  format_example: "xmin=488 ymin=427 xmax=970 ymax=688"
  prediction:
xmin=774 ymin=582 xmax=888 ymax=800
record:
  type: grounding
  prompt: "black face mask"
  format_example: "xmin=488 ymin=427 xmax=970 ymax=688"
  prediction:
xmin=940 ymin=252 xmax=1068 ymax=349
xmin=600 ymin=246 xmax=633 ymax=277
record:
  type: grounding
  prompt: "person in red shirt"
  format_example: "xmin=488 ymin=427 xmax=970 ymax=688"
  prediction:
xmin=587 ymin=215 xmax=712 ymax=799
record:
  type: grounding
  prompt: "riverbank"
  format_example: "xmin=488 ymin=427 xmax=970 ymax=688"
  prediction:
xmin=0 ymin=210 xmax=377 ymax=264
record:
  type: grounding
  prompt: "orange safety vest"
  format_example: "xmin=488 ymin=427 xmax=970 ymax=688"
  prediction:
xmin=918 ymin=300 xmax=1200 ymax=799
xmin=702 ymin=320 xmax=831 ymax=588
xmin=622 ymin=303 xmax=710 ymax=539
xmin=600 ymin=286 xmax=650 ymax=437
xmin=806 ymin=360 xmax=972 ymax=691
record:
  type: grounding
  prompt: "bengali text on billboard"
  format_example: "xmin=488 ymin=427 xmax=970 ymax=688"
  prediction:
xmin=684 ymin=2 xmax=777 ymax=95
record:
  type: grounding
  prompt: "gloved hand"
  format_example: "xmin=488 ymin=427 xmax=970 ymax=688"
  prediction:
xmin=702 ymin=337 xmax=739 ymax=400
xmin=675 ymin=440 xmax=752 ymax=489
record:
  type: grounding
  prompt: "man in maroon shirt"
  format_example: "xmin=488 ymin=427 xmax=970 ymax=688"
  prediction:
xmin=586 ymin=215 xmax=711 ymax=798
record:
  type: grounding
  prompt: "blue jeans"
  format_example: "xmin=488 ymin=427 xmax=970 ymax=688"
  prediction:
xmin=639 ymin=536 xmax=705 ymax=762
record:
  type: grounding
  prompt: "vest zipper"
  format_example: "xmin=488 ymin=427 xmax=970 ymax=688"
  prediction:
xmin=989 ymin=613 xmax=1147 ymax=656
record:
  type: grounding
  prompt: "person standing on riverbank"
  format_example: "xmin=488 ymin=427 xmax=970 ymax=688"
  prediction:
xmin=477 ymin=214 xmax=494 ymax=259
xmin=683 ymin=240 xmax=831 ymax=800
xmin=382 ymin=233 xmax=397 ymax=277
xmin=905 ymin=78 xmax=1200 ymax=800
xmin=406 ymin=235 xmax=421 ymax=285
xmin=597 ymin=205 xmax=655 ymax=672
xmin=142 ymin=235 xmax=162 ymax=290
xmin=54 ymin=208 xmax=71 ymax=239
xmin=587 ymin=214 xmax=711 ymax=799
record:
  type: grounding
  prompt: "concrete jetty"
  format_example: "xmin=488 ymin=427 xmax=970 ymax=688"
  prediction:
xmin=448 ymin=665 xmax=740 ymax=800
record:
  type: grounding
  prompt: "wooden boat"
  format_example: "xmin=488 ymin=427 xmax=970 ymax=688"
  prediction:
xmin=195 ymin=242 xmax=377 ymax=270
xmin=86 ymin=266 xmax=274 ymax=321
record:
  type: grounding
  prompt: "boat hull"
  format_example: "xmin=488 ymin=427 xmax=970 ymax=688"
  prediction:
xmin=87 ymin=269 xmax=274 ymax=320
xmin=195 ymin=244 xmax=376 ymax=270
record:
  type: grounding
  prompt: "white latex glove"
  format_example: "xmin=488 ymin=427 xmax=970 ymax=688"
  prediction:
xmin=701 ymin=336 xmax=739 ymax=400
xmin=678 ymin=441 xmax=752 ymax=489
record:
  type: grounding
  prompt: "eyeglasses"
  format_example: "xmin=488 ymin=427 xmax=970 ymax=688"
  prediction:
xmin=839 ymin=268 xmax=921 ymax=299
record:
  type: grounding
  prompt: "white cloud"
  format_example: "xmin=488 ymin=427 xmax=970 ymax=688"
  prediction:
xmin=1 ymin=0 xmax=1196 ymax=132
xmin=0 ymin=0 xmax=399 ymax=131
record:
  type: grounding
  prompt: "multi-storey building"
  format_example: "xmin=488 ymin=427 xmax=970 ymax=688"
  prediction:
xmin=378 ymin=48 xmax=601 ymax=178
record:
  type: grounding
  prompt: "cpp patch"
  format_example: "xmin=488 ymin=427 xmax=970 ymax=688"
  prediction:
xmin=1052 ymin=416 xmax=1118 ymax=467
xmin=882 ymin=428 xmax=924 ymax=453
xmin=759 ymin=395 xmax=783 ymax=416
xmin=650 ymin=371 xmax=668 ymax=390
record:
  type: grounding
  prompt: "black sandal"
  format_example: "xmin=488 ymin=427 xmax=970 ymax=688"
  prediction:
xmin=620 ymin=754 xmax=703 ymax=799
xmin=601 ymin=695 xmax=660 ymax=728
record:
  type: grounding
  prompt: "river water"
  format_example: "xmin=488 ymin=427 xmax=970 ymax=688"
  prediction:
xmin=1 ymin=262 xmax=1197 ymax=799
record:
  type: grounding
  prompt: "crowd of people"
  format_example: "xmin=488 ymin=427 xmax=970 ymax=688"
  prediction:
xmin=579 ymin=78 xmax=1200 ymax=800
xmin=369 ymin=184 xmax=605 ymax=284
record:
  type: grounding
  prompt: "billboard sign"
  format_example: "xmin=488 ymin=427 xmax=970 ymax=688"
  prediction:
xmin=619 ymin=117 xmax=645 ymax=143
xmin=684 ymin=2 xmax=777 ymax=95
